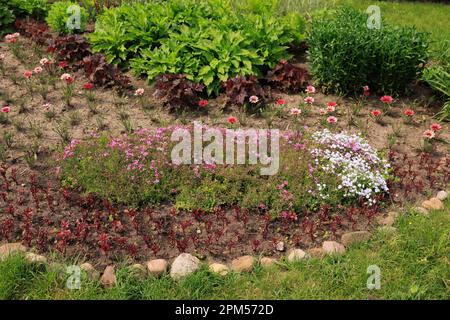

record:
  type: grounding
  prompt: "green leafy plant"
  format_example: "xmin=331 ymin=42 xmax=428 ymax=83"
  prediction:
xmin=9 ymin=0 xmax=50 ymax=20
xmin=0 ymin=0 xmax=15 ymax=36
xmin=46 ymin=1 xmax=88 ymax=34
xmin=308 ymin=6 xmax=429 ymax=96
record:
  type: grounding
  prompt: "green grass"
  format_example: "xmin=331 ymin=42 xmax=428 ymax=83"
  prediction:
xmin=1 ymin=200 xmax=449 ymax=300
xmin=333 ymin=0 xmax=450 ymax=53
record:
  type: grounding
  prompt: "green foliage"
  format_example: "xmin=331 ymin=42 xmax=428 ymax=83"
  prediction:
xmin=308 ymin=6 xmax=429 ymax=96
xmin=9 ymin=0 xmax=50 ymax=20
xmin=0 ymin=0 xmax=15 ymax=36
xmin=88 ymin=0 xmax=305 ymax=96
xmin=46 ymin=1 xmax=88 ymax=34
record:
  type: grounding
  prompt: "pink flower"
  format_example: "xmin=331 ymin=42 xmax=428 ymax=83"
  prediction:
xmin=326 ymin=103 xmax=336 ymax=112
xmin=39 ymin=58 xmax=50 ymax=66
xmin=83 ymin=83 xmax=94 ymax=90
xmin=305 ymin=85 xmax=316 ymax=94
xmin=403 ymin=109 xmax=415 ymax=117
xmin=380 ymin=95 xmax=394 ymax=104
xmin=61 ymin=73 xmax=74 ymax=84
xmin=23 ymin=70 xmax=33 ymax=79
xmin=371 ymin=109 xmax=382 ymax=117
xmin=290 ymin=108 xmax=301 ymax=115
xmin=319 ymin=108 xmax=327 ymax=115
xmin=227 ymin=116 xmax=237 ymax=124
xmin=430 ymin=123 xmax=442 ymax=132
xmin=326 ymin=116 xmax=337 ymax=124
xmin=0 ymin=53 xmax=5 ymax=60
xmin=363 ymin=85 xmax=369 ymax=92
xmin=249 ymin=95 xmax=259 ymax=104
xmin=304 ymin=96 xmax=314 ymax=104
xmin=276 ymin=99 xmax=286 ymax=106
xmin=2 ymin=106 xmax=11 ymax=113
xmin=198 ymin=99 xmax=208 ymax=107
xmin=423 ymin=129 xmax=435 ymax=139
xmin=33 ymin=66 xmax=43 ymax=74
xmin=134 ymin=88 xmax=145 ymax=96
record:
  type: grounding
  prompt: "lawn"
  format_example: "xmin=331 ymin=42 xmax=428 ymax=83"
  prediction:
xmin=334 ymin=0 xmax=450 ymax=53
xmin=1 ymin=200 xmax=448 ymax=300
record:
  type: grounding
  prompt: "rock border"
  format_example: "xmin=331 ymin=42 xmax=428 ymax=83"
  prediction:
xmin=0 ymin=190 xmax=446 ymax=287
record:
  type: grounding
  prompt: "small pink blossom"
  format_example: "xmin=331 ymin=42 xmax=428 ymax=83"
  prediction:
xmin=23 ymin=70 xmax=33 ymax=79
xmin=305 ymin=85 xmax=316 ymax=94
xmin=249 ymin=95 xmax=259 ymax=104
xmin=33 ymin=66 xmax=43 ymax=74
xmin=327 ymin=116 xmax=337 ymax=124
xmin=319 ymin=108 xmax=327 ymax=115
xmin=380 ymin=95 xmax=394 ymax=104
xmin=304 ymin=96 xmax=314 ymax=104
xmin=290 ymin=108 xmax=301 ymax=116
xmin=423 ymin=129 xmax=435 ymax=139
xmin=2 ymin=106 xmax=11 ymax=113
xmin=134 ymin=88 xmax=145 ymax=96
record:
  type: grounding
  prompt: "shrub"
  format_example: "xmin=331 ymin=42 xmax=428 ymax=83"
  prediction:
xmin=9 ymin=0 xmax=50 ymax=20
xmin=89 ymin=0 xmax=305 ymax=96
xmin=223 ymin=75 xmax=265 ymax=107
xmin=153 ymin=74 xmax=205 ymax=110
xmin=15 ymin=19 xmax=53 ymax=46
xmin=60 ymin=127 xmax=390 ymax=215
xmin=46 ymin=1 xmax=88 ymax=34
xmin=266 ymin=60 xmax=310 ymax=93
xmin=49 ymin=34 xmax=91 ymax=67
xmin=0 ymin=0 xmax=15 ymax=36
xmin=308 ymin=6 xmax=429 ymax=95
xmin=83 ymin=53 xmax=132 ymax=89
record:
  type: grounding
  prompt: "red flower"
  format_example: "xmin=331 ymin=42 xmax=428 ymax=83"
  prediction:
xmin=380 ymin=95 xmax=394 ymax=104
xmin=65 ymin=77 xmax=74 ymax=84
xmin=276 ymin=99 xmax=286 ymax=106
xmin=2 ymin=106 xmax=11 ymax=113
xmin=23 ymin=70 xmax=33 ymax=79
xmin=371 ymin=109 xmax=382 ymax=117
xmin=227 ymin=116 xmax=237 ymax=124
xmin=326 ymin=116 xmax=337 ymax=124
xmin=83 ymin=83 xmax=94 ymax=90
xmin=47 ymin=46 xmax=56 ymax=53
xmin=58 ymin=61 xmax=68 ymax=68
xmin=403 ymin=109 xmax=415 ymax=117
xmin=198 ymin=99 xmax=208 ymax=107
xmin=430 ymin=123 xmax=442 ymax=132
xmin=327 ymin=102 xmax=337 ymax=108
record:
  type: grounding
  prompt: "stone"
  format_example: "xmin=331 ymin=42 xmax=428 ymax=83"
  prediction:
xmin=25 ymin=252 xmax=47 ymax=264
xmin=308 ymin=247 xmax=326 ymax=259
xmin=147 ymin=259 xmax=169 ymax=276
xmin=100 ymin=265 xmax=117 ymax=288
xmin=80 ymin=263 xmax=100 ymax=280
xmin=436 ymin=190 xmax=448 ymax=201
xmin=129 ymin=263 xmax=147 ymax=278
xmin=378 ymin=226 xmax=397 ymax=234
xmin=421 ymin=198 xmax=444 ymax=211
xmin=341 ymin=231 xmax=371 ymax=247
xmin=275 ymin=241 xmax=285 ymax=252
xmin=322 ymin=241 xmax=346 ymax=255
xmin=231 ymin=255 xmax=254 ymax=272
xmin=415 ymin=207 xmax=429 ymax=215
xmin=0 ymin=243 xmax=27 ymax=260
xmin=260 ymin=257 xmax=277 ymax=267
xmin=377 ymin=211 xmax=398 ymax=227
xmin=170 ymin=253 xmax=200 ymax=280
xmin=209 ymin=263 xmax=230 ymax=276
xmin=287 ymin=249 xmax=307 ymax=262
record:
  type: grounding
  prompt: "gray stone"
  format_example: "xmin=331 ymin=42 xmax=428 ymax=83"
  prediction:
xmin=231 ymin=256 xmax=254 ymax=272
xmin=260 ymin=257 xmax=277 ymax=267
xmin=0 ymin=243 xmax=26 ymax=261
xmin=275 ymin=241 xmax=285 ymax=252
xmin=209 ymin=263 xmax=230 ymax=276
xmin=100 ymin=265 xmax=117 ymax=288
xmin=25 ymin=252 xmax=47 ymax=264
xmin=147 ymin=259 xmax=168 ymax=276
xmin=170 ymin=253 xmax=200 ymax=280
xmin=322 ymin=241 xmax=346 ymax=255
xmin=80 ymin=263 xmax=100 ymax=280
xmin=341 ymin=231 xmax=371 ymax=247
xmin=287 ymin=249 xmax=307 ymax=262
xmin=436 ymin=191 xmax=448 ymax=201
xmin=421 ymin=198 xmax=444 ymax=211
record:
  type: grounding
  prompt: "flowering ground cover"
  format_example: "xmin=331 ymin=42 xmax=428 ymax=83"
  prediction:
xmin=0 ymin=0 xmax=449 ymax=300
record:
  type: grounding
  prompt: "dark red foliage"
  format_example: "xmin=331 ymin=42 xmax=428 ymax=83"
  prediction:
xmin=153 ymin=74 xmax=205 ymax=109
xmin=14 ymin=19 xmax=53 ymax=46
xmin=266 ymin=60 xmax=310 ymax=92
xmin=83 ymin=54 xmax=131 ymax=90
xmin=48 ymin=35 xmax=91 ymax=68
xmin=223 ymin=75 xmax=265 ymax=107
